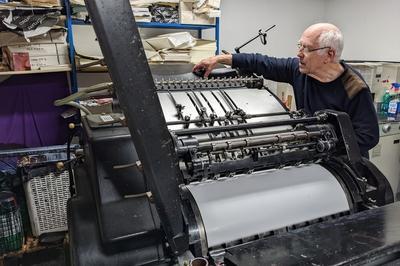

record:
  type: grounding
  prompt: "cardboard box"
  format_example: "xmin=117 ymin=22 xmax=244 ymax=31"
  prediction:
xmin=3 ymin=43 xmax=69 ymax=71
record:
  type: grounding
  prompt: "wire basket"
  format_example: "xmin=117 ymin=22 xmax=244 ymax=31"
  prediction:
xmin=19 ymin=153 xmax=71 ymax=237
xmin=0 ymin=191 xmax=24 ymax=255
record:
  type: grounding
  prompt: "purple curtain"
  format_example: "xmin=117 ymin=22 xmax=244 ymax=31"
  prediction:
xmin=0 ymin=72 xmax=70 ymax=148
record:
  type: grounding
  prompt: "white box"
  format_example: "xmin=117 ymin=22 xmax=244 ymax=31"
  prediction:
xmin=4 ymin=43 xmax=69 ymax=70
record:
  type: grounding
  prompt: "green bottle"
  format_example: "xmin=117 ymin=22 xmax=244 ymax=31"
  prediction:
xmin=381 ymin=90 xmax=391 ymax=118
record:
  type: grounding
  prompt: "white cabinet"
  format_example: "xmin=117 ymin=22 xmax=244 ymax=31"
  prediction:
xmin=370 ymin=122 xmax=400 ymax=200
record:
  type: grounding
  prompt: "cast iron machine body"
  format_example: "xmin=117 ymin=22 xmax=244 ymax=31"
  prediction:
xmin=67 ymin=0 xmax=398 ymax=265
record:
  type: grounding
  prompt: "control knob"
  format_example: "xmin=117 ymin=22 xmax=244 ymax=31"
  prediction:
xmin=382 ymin=123 xmax=391 ymax=134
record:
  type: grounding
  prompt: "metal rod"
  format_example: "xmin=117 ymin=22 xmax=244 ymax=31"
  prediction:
xmin=0 ymin=144 xmax=79 ymax=158
xmin=234 ymin=25 xmax=276 ymax=53
xmin=195 ymin=130 xmax=321 ymax=152
xmin=172 ymin=116 xmax=321 ymax=136
xmin=167 ymin=88 xmax=184 ymax=120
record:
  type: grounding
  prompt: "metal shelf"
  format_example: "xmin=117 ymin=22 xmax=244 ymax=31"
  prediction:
xmin=0 ymin=65 xmax=71 ymax=76
xmin=72 ymin=19 xmax=216 ymax=30
xmin=71 ymin=18 xmax=220 ymax=54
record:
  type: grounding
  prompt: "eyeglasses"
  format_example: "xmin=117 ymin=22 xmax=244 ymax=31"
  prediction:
xmin=297 ymin=43 xmax=330 ymax=53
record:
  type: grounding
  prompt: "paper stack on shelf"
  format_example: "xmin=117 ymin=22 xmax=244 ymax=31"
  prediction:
xmin=0 ymin=30 xmax=67 ymax=47
xmin=144 ymin=31 xmax=215 ymax=63
xmin=21 ymin=0 xmax=61 ymax=7
xmin=190 ymin=39 xmax=216 ymax=63
xmin=130 ymin=0 xmax=179 ymax=7
xmin=146 ymin=31 xmax=196 ymax=50
xmin=193 ymin=0 xmax=221 ymax=17
xmin=160 ymin=49 xmax=191 ymax=62
xmin=145 ymin=32 xmax=195 ymax=63
xmin=132 ymin=7 xmax=152 ymax=22
xmin=0 ymin=5 xmax=63 ymax=38
xmin=179 ymin=0 xmax=221 ymax=25
xmin=0 ymin=28 xmax=69 ymax=72
xmin=143 ymin=40 xmax=163 ymax=62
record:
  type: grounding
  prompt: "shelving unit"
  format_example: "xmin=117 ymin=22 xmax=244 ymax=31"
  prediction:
xmin=0 ymin=1 xmax=75 ymax=90
xmin=65 ymin=0 xmax=78 ymax=93
xmin=0 ymin=66 xmax=71 ymax=76
xmin=70 ymin=18 xmax=220 ymax=53
xmin=66 ymin=2 xmax=220 ymax=91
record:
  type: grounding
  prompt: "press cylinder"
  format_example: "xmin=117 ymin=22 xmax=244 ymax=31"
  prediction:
xmin=184 ymin=164 xmax=351 ymax=250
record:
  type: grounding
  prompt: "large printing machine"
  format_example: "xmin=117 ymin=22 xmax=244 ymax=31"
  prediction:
xmin=67 ymin=0 xmax=400 ymax=265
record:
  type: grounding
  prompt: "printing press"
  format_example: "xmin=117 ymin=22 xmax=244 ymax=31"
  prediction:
xmin=67 ymin=0 xmax=400 ymax=265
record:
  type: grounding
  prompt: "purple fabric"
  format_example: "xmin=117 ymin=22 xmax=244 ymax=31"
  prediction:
xmin=0 ymin=73 xmax=70 ymax=148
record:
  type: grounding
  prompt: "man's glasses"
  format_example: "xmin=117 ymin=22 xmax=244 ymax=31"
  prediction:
xmin=297 ymin=43 xmax=330 ymax=53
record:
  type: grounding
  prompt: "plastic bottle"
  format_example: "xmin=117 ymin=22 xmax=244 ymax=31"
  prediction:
xmin=387 ymin=96 xmax=398 ymax=120
xmin=381 ymin=89 xmax=391 ymax=118
xmin=392 ymin=82 xmax=400 ymax=94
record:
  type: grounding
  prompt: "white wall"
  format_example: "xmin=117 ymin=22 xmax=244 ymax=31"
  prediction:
xmin=219 ymin=0 xmax=325 ymax=57
xmin=219 ymin=0 xmax=400 ymax=61
xmin=322 ymin=0 xmax=400 ymax=61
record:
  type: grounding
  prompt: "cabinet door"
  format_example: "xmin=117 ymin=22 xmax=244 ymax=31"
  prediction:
xmin=370 ymin=134 xmax=400 ymax=199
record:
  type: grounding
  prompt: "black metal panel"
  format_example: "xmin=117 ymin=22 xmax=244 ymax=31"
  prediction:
xmin=321 ymin=110 xmax=362 ymax=164
xmin=225 ymin=202 xmax=400 ymax=265
xmin=68 ymin=166 xmax=168 ymax=266
xmin=84 ymin=0 xmax=187 ymax=254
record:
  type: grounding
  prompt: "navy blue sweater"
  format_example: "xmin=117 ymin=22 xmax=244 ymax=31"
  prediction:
xmin=232 ymin=53 xmax=379 ymax=156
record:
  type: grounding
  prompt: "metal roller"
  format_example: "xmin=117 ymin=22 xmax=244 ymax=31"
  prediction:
xmin=184 ymin=164 xmax=351 ymax=250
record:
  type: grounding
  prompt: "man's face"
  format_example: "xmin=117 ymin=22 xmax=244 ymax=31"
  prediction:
xmin=297 ymin=30 xmax=327 ymax=74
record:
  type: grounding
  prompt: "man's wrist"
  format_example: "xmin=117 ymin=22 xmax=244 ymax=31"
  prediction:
xmin=216 ymin=54 xmax=233 ymax=65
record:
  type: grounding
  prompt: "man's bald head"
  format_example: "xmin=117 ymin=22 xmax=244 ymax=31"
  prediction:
xmin=304 ymin=23 xmax=344 ymax=62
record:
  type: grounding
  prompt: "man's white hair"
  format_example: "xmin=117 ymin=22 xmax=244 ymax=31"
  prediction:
xmin=317 ymin=28 xmax=344 ymax=62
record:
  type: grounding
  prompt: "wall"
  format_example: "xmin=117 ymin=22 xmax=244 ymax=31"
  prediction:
xmin=325 ymin=0 xmax=400 ymax=61
xmin=218 ymin=0 xmax=325 ymax=57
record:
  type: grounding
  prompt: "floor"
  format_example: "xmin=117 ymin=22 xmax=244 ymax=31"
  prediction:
xmin=2 ymin=245 xmax=67 ymax=266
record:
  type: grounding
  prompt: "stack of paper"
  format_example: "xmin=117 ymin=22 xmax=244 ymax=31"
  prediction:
xmin=190 ymin=39 xmax=216 ymax=63
xmin=144 ymin=32 xmax=215 ymax=63
xmin=21 ymin=0 xmax=61 ymax=7
xmin=132 ymin=7 xmax=152 ymax=22
xmin=146 ymin=32 xmax=196 ymax=50
xmin=160 ymin=49 xmax=191 ymax=62
xmin=130 ymin=0 xmax=179 ymax=7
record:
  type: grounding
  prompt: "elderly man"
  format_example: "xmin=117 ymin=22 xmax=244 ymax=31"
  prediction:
xmin=193 ymin=23 xmax=379 ymax=158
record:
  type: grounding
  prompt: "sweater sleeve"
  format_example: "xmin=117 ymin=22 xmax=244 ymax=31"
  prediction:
xmin=232 ymin=53 xmax=298 ymax=84
xmin=347 ymin=88 xmax=379 ymax=155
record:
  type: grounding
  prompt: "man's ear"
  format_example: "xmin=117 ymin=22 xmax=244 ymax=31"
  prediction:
xmin=328 ymin=48 xmax=336 ymax=60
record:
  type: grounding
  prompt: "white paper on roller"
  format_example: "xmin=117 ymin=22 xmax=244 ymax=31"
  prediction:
xmin=185 ymin=164 xmax=350 ymax=248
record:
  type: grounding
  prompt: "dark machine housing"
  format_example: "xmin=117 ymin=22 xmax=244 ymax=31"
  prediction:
xmin=67 ymin=0 xmax=400 ymax=265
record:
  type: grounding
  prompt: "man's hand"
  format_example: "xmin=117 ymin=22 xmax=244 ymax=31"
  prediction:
xmin=193 ymin=54 xmax=233 ymax=78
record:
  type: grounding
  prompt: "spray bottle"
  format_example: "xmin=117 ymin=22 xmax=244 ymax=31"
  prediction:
xmin=387 ymin=83 xmax=400 ymax=120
